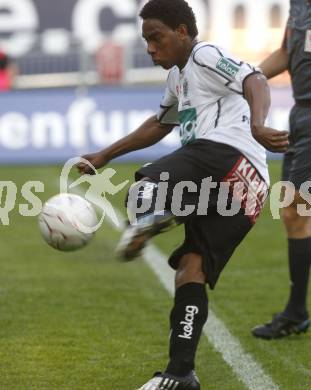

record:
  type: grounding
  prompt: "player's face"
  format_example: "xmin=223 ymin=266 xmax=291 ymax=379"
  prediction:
xmin=142 ymin=19 xmax=186 ymax=69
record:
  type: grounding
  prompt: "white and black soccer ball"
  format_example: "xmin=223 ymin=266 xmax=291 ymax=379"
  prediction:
xmin=38 ymin=193 xmax=98 ymax=251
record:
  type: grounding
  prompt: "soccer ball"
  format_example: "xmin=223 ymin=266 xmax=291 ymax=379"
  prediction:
xmin=38 ymin=193 xmax=98 ymax=251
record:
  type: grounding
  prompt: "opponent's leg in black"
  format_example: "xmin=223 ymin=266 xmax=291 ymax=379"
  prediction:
xmin=252 ymin=200 xmax=311 ymax=339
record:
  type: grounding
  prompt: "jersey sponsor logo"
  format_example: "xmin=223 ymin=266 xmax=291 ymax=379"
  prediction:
xmin=183 ymin=78 xmax=189 ymax=98
xmin=216 ymin=58 xmax=239 ymax=79
xmin=181 ymin=79 xmax=191 ymax=107
xmin=182 ymin=100 xmax=191 ymax=108
xmin=178 ymin=305 xmax=199 ymax=340
xmin=305 ymin=30 xmax=311 ymax=53
xmin=242 ymin=115 xmax=250 ymax=124
xmin=179 ymin=107 xmax=197 ymax=145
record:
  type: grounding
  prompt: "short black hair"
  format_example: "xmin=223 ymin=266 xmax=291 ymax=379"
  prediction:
xmin=139 ymin=0 xmax=198 ymax=39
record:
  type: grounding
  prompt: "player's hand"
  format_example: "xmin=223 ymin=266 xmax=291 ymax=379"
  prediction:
xmin=76 ymin=152 xmax=109 ymax=175
xmin=251 ymin=125 xmax=289 ymax=153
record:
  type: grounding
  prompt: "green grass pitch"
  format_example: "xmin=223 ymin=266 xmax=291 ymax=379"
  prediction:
xmin=0 ymin=161 xmax=310 ymax=389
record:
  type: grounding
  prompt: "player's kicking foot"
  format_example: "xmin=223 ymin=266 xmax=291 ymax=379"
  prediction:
xmin=116 ymin=211 xmax=177 ymax=261
xmin=252 ymin=313 xmax=310 ymax=340
xmin=137 ymin=371 xmax=201 ymax=390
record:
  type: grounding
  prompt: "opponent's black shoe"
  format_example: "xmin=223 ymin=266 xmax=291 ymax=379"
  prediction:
xmin=137 ymin=371 xmax=200 ymax=390
xmin=252 ymin=313 xmax=310 ymax=340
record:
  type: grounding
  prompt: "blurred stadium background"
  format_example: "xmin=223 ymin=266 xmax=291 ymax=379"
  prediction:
xmin=0 ymin=0 xmax=293 ymax=164
xmin=0 ymin=1 xmax=310 ymax=390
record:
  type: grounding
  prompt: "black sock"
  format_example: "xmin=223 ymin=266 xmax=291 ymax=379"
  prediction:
xmin=166 ymin=282 xmax=208 ymax=377
xmin=283 ymin=238 xmax=311 ymax=321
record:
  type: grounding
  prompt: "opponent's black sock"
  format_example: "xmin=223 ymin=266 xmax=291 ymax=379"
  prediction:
xmin=283 ymin=238 xmax=311 ymax=321
xmin=166 ymin=283 xmax=208 ymax=377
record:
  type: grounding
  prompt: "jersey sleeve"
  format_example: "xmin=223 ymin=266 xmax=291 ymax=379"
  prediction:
xmin=192 ymin=45 xmax=262 ymax=96
xmin=157 ymin=69 xmax=180 ymax=125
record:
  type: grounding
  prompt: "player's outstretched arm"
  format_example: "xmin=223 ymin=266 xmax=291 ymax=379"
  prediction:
xmin=244 ymin=73 xmax=289 ymax=153
xmin=259 ymin=27 xmax=289 ymax=79
xmin=77 ymin=115 xmax=174 ymax=174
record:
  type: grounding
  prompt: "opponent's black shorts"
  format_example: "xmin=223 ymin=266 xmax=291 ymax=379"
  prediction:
xmin=282 ymin=104 xmax=311 ymax=190
xmin=136 ymin=139 xmax=268 ymax=289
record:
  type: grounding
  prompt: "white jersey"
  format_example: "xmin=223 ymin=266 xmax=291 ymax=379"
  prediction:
xmin=157 ymin=42 xmax=270 ymax=185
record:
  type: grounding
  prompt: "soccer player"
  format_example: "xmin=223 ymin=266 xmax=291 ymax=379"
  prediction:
xmin=78 ymin=0 xmax=288 ymax=388
xmin=252 ymin=0 xmax=311 ymax=340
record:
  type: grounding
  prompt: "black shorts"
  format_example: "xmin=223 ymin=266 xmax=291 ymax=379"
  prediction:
xmin=137 ymin=139 xmax=268 ymax=289
xmin=282 ymin=104 xmax=311 ymax=189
